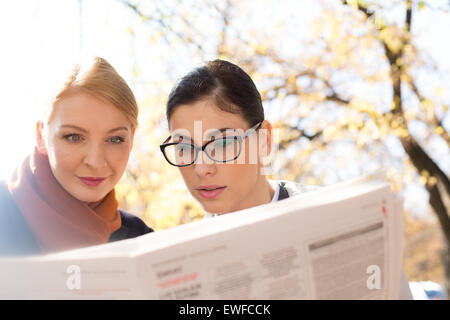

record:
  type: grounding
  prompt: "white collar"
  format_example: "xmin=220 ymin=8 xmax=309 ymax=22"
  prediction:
xmin=270 ymin=182 xmax=280 ymax=203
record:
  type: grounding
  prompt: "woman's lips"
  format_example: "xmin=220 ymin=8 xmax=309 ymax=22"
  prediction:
xmin=196 ymin=185 xmax=227 ymax=199
xmin=78 ymin=176 xmax=107 ymax=187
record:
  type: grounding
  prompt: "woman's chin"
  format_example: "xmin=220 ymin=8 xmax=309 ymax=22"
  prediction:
xmin=201 ymin=202 xmax=221 ymax=215
xmin=201 ymin=202 xmax=230 ymax=215
xmin=69 ymin=189 xmax=108 ymax=204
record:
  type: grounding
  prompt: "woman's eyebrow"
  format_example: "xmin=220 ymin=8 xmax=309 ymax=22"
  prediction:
xmin=60 ymin=124 xmax=88 ymax=133
xmin=172 ymin=128 xmax=236 ymax=143
xmin=172 ymin=133 xmax=193 ymax=142
xmin=108 ymin=126 xmax=129 ymax=133
xmin=59 ymin=125 xmax=129 ymax=133
xmin=205 ymin=128 xmax=235 ymax=139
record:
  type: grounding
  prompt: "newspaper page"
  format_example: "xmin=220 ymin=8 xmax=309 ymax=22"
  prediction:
xmin=0 ymin=174 xmax=404 ymax=299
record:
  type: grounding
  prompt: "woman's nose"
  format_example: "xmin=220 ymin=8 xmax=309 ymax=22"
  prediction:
xmin=83 ymin=144 xmax=107 ymax=169
xmin=193 ymin=151 xmax=216 ymax=177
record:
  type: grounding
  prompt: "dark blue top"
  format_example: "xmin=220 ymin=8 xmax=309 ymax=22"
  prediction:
xmin=0 ymin=181 xmax=153 ymax=257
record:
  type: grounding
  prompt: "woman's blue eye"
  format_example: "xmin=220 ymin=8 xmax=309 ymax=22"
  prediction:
xmin=109 ymin=136 xmax=125 ymax=144
xmin=176 ymin=144 xmax=193 ymax=152
xmin=63 ymin=134 xmax=83 ymax=143
xmin=215 ymin=138 xmax=234 ymax=148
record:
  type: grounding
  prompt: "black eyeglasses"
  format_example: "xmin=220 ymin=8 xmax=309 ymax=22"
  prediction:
xmin=160 ymin=122 xmax=262 ymax=167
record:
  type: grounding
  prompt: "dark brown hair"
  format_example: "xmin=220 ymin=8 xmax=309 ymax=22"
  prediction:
xmin=166 ymin=59 xmax=264 ymax=127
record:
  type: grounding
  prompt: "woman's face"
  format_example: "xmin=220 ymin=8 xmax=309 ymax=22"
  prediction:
xmin=168 ymin=99 xmax=270 ymax=214
xmin=38 ymin=91 xmax=135 ymax=203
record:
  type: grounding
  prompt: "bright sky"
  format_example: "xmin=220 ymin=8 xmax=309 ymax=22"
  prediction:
xmin=0 ymin=0 xmax=142 ymax=179
xmin=0 ymin=0 xmax=448 ymax=218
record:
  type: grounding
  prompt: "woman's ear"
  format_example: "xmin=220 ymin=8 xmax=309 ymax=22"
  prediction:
xmin=130 ymin=127 xmax=136 ymax=149
xmin=36 ymin=121 xmax=48 ymax=155
xmin=258 ymin=120 xmax=273 ymax=160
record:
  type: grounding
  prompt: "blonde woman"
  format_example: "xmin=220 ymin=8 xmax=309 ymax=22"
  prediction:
xmin=0 ymin=57 xmax=152 ymax=256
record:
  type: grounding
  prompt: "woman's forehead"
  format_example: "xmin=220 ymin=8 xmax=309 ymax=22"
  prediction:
xmin=169 ymin=100 xmax=247 ymax=132
xmin=50 ymin=92 xmax=132 ymax=130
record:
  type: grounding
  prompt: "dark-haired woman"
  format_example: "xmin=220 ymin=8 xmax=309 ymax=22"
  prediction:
xmin=159 ymin=59 xmax=412 ymax=299
xmin=160 ymin=59 xmax=316 ymax=215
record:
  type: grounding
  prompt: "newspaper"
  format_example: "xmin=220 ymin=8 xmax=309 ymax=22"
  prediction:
xmin=0 ymin=173 xmax=404 ymax=299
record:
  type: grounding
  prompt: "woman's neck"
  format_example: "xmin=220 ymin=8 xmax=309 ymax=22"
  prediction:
xmin=87 ymin=199 xmax=103 ymax=210
xmin=229 ymin=177 xmax=275 ymax=214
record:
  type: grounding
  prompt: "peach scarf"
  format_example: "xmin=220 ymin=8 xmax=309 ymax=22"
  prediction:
xmin=7 ymin=148 xmax=121 ymax=253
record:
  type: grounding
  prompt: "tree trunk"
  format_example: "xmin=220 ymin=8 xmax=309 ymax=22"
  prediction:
xmin=400 ymin=134 xmax=450 ymax=298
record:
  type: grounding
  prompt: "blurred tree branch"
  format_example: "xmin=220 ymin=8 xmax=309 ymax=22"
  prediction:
xmin=343 ymin=0 xmax=450 ymax=297
xmin=120 ymin=0 xmax=450 ymax=293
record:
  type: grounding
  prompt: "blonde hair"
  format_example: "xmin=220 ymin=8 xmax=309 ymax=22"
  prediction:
xmin=46 ymin=57 xmax=138 ymax=128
